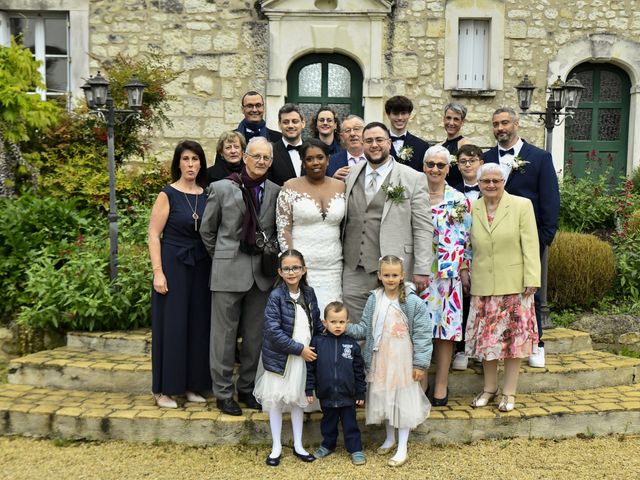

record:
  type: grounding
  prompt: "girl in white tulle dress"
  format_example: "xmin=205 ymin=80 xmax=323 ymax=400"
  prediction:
xmin=253 ymin=250 xmax=323 ymax=466
xmin=347 ymin=255 xmax=433 ymax=467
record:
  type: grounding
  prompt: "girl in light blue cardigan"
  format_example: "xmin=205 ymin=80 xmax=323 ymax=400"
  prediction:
xmin=347 ymin=255 xmax=433 ymax=468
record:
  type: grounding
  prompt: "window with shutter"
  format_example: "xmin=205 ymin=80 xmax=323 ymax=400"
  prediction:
xmin=457 ymin=19 xmax=489 ymax=90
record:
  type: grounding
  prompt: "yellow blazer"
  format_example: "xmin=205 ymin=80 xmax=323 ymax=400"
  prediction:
xmin=470 ymin=191 xmax=540 ymax=296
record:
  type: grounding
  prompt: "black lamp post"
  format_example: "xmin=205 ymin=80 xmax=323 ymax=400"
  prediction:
xmin=514 ymin=73 xmax=585 ymax=328
xmin=81 ymin=71 xmax=146 ymax=281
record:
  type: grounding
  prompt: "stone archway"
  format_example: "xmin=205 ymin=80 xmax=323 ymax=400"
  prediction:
xmin=260 ymin=0 xmax=393 ymax=128
xmin=549 ymin=34 xmax=640 ymax=176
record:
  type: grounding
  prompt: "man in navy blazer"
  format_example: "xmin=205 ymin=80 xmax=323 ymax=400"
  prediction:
xmin=483 ymin=107 xmax=560 ymax=368
xmin=385 ymin=96 xmax=430 ymax=172
xmin=327 ymin=115 xmax=367 ymax=180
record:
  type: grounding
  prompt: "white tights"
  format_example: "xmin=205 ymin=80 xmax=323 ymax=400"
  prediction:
xmin=268 ymin=405 xmax=309 ymax=459
xmin=381 ymin=421 xmax=410 ymax=462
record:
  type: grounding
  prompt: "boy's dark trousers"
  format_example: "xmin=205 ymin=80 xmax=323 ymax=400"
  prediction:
xmin=320 ymin=405 xmax=362 ymax=453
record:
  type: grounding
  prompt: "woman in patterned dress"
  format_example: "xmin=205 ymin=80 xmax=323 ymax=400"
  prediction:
xmin=420 ymin=145 xmax=471 ymax=406
xmin=466 ymin=163 xmax=540 ymax=412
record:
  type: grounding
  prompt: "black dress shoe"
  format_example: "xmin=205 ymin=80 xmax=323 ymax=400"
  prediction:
xmin=293 ymin=449 xmax=316 ymax=463
xmin=265 ymin=454 xmax=281 ymax=467
xmin=216 ymin=398 xmax=242 ymax=416
xmin=237 ymin=392 xmax=261 ymax=410
xmin=431 ymin=388 xmax=449 ymax=407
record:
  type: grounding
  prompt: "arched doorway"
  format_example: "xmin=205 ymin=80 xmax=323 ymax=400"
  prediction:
xmin=286 ymin=53 xmax=363 ymax=139
xmin=564 ymin=63 xmax=630 ymax=180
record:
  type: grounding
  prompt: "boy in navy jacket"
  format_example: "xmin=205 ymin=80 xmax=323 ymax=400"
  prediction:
xmin=306 ymin=302 xmax=367 ymax=465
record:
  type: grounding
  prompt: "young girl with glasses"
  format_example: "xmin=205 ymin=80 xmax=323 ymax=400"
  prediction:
xmin=253 ymin=249 xmax=323 ymax=466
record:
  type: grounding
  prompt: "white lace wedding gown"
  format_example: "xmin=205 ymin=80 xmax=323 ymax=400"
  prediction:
xmin=277 ymin=188 xmax=346 ymax=317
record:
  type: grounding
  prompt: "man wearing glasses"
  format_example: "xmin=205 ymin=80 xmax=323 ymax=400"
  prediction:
xmin=483 ymin=107 xmax=560 ymax=369
xmin=342 ymin=121 xmax=433 ymax=322
xmin=200 ymin=137 xmax=280 ymax=416
xmin=327 ymin=115 xmax=367 ymax=181
xmin=236 ymin=91 xmax=282 ymax=143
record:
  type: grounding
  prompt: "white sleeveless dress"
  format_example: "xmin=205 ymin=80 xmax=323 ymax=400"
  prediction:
xmin=277 ymin=189 xmax=345 ymax=317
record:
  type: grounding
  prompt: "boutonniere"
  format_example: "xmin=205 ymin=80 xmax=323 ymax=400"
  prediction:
xmin=448 ymin=200 xmax=467 ymax=224
xmin=510 ymin=155 xmax=529 ymax=172
xmin=449 ymin=154 xmax=458 ymax=167
xmin=383 ymin=183 xmax=407 ymax=205
xmin=397 ymin=146 xmax=414 ymax=163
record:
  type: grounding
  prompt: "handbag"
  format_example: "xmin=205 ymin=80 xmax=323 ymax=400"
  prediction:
xmin=240 ymin=184 xmax=280 ymax=278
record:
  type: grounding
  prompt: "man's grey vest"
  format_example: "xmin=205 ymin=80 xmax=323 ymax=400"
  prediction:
xmin=343 ymin=168 xmax=389 ymax=273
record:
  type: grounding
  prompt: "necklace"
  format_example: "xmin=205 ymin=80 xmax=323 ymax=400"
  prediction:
xmin=183 ymin=192 xmax=199 ymax=231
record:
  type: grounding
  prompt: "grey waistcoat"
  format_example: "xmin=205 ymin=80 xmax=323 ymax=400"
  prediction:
xmin=343 ymin=169 xmax=388 ymax=273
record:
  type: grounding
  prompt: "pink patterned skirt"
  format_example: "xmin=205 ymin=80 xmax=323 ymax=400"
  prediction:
xmin=465 ymin=293 xmax=539 ymax=361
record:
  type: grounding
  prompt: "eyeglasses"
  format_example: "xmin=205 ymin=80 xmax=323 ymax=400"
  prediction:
xmin=458 ymin=159 xmax=479 ymax=166
xmin=281 ymin=265 xmax=304 ymax=274
xmin=245 ymin=153 xmax=273 ymax=162
xmin=342 ymin=127 xmax=363 ymax=134
xmin=363 ymin=137 xmax=389 ymax=145
xmin=425 ymin=161 xmax=448 ymax=170
xmin=479 ymin=178 xmax=505 ymax=185
xmin=243 ymin=103 xmax=264 ymax=110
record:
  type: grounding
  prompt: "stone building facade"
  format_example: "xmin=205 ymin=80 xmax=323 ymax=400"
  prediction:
xmin=1 ymin=0 xmax=639 ymax=177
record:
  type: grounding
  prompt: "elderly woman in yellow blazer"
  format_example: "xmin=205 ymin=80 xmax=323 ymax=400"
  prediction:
xmin=465 ymin=163 xmax=540 ymax=412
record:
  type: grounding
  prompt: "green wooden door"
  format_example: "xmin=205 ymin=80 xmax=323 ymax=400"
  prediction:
xmin=287 ymin=54 xmax=363 ymax=139
xmin=564 ymin=63 xmax=630 ymax=180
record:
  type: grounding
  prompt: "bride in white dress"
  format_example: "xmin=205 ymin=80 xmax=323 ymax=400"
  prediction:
xmin=276 ymin=139 xmax=346 ymax=317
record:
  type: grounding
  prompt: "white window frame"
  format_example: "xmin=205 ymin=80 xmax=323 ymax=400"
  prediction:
xmin=6 ymin=12 xmax=70 ymax=101
xmin=444 ymin=0 xmax=505 ymax=92
xmin=457 ymin=19 xmax=490 ymax=90
xmin=0 ymin=0 xmax=89 ymax=108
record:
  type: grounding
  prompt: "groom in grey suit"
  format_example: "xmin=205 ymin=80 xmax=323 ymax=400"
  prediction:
xmin=342 ymin=121 xmax=433 ymax=322
xmin=200 ymin=137 xmax=280 ymax=416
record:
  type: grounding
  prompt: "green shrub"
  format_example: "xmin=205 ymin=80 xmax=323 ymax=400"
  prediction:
xmin=16 ymin=206 xmax=152 ymax=331
xmin=0 ymin=194 xmax=92 ymax=318
xmin=548 ymin=231 xmax=616 ymax=309
xmin=613 ymin=230 xmax=640 ymax=301
xmin=626 ymin=209 xmax=640 ymax=236
xmin=17 ymin=241 xmax=151 ymax=331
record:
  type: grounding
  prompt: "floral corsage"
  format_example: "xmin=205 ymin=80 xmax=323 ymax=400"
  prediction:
xmin=397 ymin=146 xmax=414 ymax=163
xmin=510 ymin=155 xmax=529 ymax=172
xmin=448 ymin=200 xmax=467 ymax=223
xmin=449 ymin=154 xmax=458 ymax=167
xmin=383 ymin=183 xmax=407 ymax=205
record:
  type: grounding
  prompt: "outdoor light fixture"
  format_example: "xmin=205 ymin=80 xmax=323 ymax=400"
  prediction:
xmin=514 ymin=73 xmax=585 ymax=330
xmin=82 ymin=71 xmax=146 ymax=281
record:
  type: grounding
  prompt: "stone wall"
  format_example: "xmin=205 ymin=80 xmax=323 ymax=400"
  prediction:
xmin=86 ymin=0 xmax=640 ymax=160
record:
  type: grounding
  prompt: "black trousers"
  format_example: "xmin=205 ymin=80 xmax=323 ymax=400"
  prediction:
xmin=320 ymin=405 xmax=363 ymax=453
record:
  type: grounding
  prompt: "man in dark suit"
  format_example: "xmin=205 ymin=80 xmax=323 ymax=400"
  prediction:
xmin=327 ymin=115 xmax=367 ymax=180
xmin=200 ymin=137 xmax=280 ymax=416
xmin=483 ymin=107 xmax=560 ymax=369
xmin=236 ymin=91 xmax=282 ymax=143
xmin=384 ymin=96 xmax=430 ymax=172
xmin=269 ymin=103 xmax=306 ymax=186
xmin=212 ymin=92 xmax=282 ymax=166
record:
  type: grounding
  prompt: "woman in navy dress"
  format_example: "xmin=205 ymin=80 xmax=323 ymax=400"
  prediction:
xmin=148 ymin=140 xmax=212 ymax=408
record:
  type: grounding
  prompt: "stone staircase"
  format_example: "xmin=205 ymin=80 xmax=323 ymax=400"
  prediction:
xmin=1 ymin=328 xmax=639 ymax=445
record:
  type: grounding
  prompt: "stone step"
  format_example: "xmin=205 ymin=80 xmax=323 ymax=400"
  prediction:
xmin=542 ymin=328 xmax=593 ymax=354
xmin=66 ymin=330 xmax=151 ymax=356
xmin=1 ymin=383 xmax=639 ymax=445
xmin=8 ymin=347 xmax=637 ymax=395
xmin=64 ymin=327 xmax=592 ymax=356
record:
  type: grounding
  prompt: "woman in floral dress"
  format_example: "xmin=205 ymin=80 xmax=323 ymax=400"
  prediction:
xmin=420 ymin=145 xmax=471 ymax=406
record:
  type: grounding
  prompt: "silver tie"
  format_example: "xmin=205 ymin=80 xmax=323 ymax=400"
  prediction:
xmin=365 ymin=170 xmax=379 ymax=203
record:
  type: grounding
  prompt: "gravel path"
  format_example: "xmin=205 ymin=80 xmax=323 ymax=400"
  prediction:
xmin=1 ymin=435 xmax=639 ymax=480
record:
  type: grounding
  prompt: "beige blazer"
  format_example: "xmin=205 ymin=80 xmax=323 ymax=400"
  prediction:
xmin=344 ymin=159 xmax=433 ymax=276
xmin=470 ymin=191 xmax=540 ymax=296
